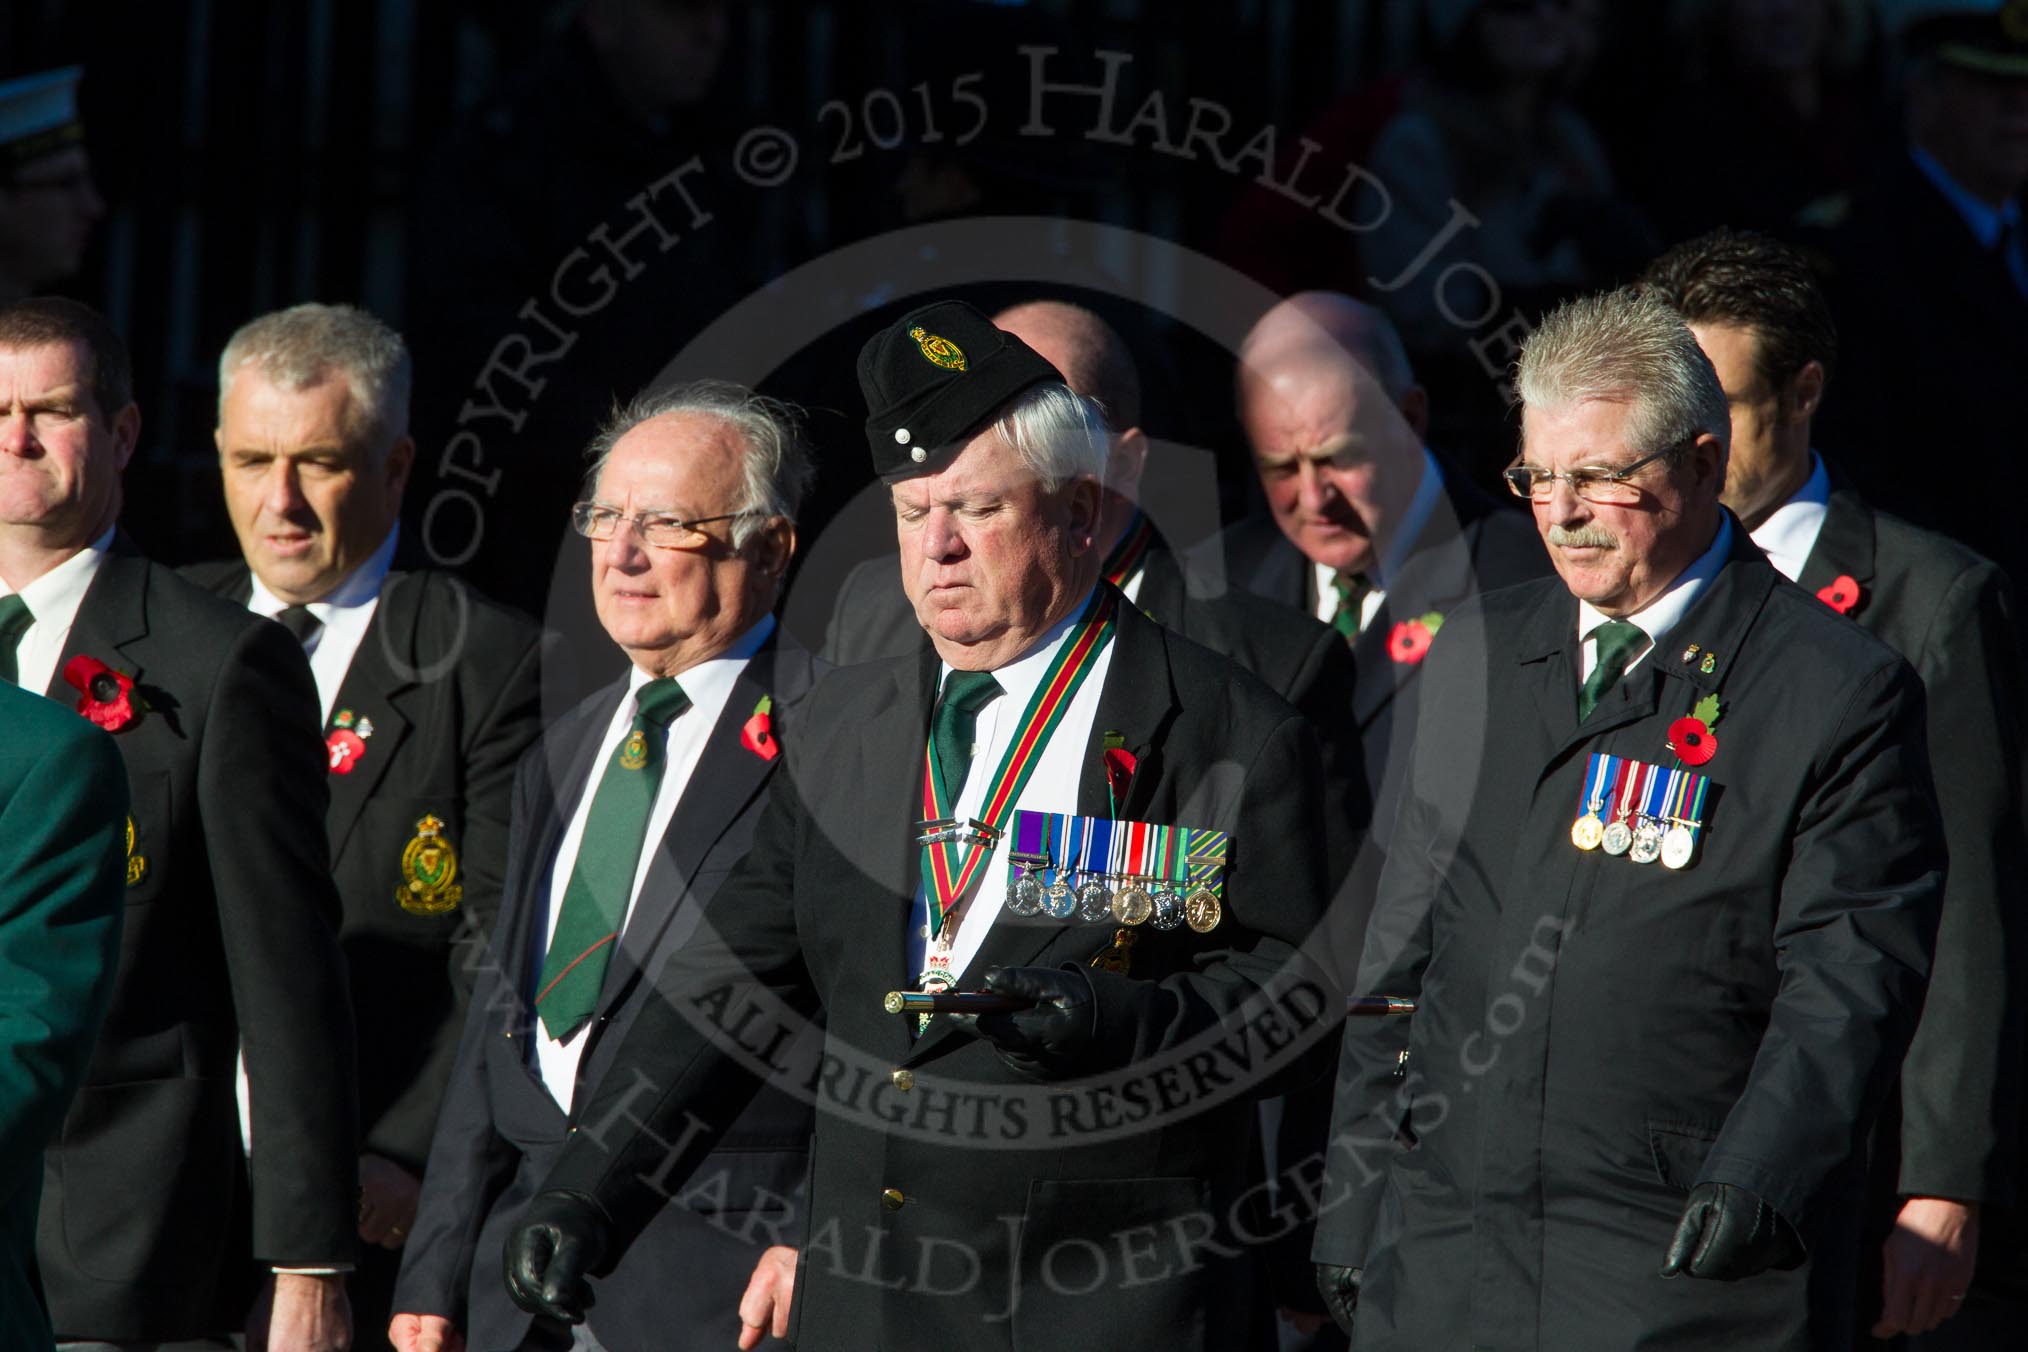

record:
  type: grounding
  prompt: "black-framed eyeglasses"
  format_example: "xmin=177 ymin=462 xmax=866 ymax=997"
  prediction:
xmin=570 ymin=501 xmax=755 ymax=550
xmin=1502 ymin=444 xmax=1680 ymax=505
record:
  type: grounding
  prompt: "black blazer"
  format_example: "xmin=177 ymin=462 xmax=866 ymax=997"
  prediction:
xmin=1314 ymin=526 xmax=1945 ymax=1351
xmin=540 ymin=597 xmax=1340 ymax=1352
xmin=394 ymin=629 xmax=820 ymax=1351
xmin=184 ymin=560 xmax=547 ymax=1170
xmin=34 ymin=539 xmax=358 ymax=1340
xmin=1204 ymin=463 xmax=1550 ymax=828
xmin=1796 ymin=488 xmax=2028 ymax=1292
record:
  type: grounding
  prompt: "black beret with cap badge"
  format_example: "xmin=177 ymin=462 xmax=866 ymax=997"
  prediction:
xmin=855 ymin=300 xmax=1063 ymax=480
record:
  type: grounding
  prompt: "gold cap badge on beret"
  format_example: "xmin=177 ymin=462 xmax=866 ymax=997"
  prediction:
xmin=857 ymin=299 xmax=1063 ymax=480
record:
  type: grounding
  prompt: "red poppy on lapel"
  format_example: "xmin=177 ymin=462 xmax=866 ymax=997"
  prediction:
xmin=327 ymin=729 xmax=367 ymax=774
xmin=64 ymin=655 xmax=140 ymax=731
xmin=1102 ymin=743 xmax=1138 ymax=806
xmin=741 ymin=695 xmax=778 ymax=761
xmin=1816 ymin=574 xmax=1862 ymax=615
xmin=1387 ymin=611 xmax=1444 ymax=664
xmin=1667 ymin=716 xmax=1717 ymax=767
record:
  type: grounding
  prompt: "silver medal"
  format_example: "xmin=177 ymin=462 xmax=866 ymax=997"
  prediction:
xmin=1007 ymin=872 xmax=1045 ymax=916
xmin=1660 ymin=824 xmax=1696 ymax=870
xmin=1044 ymin=876 xmax=1076 ymax=919
xmin=1150 ymin=886 xmax=1184 ymax=932
xmin=1601 ymin=819 xmax=1634 ymax=856
xmin=1076 ymin=879 xmax=1113 ymax=922
xmin=1629 ymin=819 xmax=1664 ymax=865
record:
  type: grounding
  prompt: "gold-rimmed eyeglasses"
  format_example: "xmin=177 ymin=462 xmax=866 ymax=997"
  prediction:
xmin=1502 ymin=444 xmax=1680 ymax=505
xmin=570 ymin=501 xmax=754 ymax=550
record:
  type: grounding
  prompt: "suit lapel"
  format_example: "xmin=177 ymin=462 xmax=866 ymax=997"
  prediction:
xmin=46 ymin=540 xmax=153 ymax=703
xmin=1795 ymin=489 xmax=1877 ymax=600
xmin=1350 ymin=472 xmax=1494 ymax=729
xmin=323 ymin=572 xmax=421 ymax=861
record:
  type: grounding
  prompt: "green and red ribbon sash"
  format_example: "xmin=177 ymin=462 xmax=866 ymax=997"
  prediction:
xmin=1102 ymin=512 xmax=1155 ymax=589
xmin=921 ymin=589 xmax=1119 ymax=939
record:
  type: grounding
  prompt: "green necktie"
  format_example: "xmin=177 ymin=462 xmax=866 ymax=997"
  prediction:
xmin=932 ymin=670 xmax=1002 ymax=803
xmin=0 ymin=593 xmax=33 ymax=686
xmin=535 ymin=676 xmax=691 ymax=1039
xmin=1329 ymin=570 xmax=1371 ymax=643
xmin=1578 ymin=620 xmax=1647 ymax=720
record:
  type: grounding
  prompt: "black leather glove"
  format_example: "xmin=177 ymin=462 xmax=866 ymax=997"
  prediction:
xmin=1660 ymin=1182 xmax=1803 ymax=1280
xmin=974 ymin=965 xmax=1095 ymax=1073
xmin=503 ymin=1189 xmax=611 ymax=1322
xmin=1316 ymin=1263 xmax=1361 ymax=1334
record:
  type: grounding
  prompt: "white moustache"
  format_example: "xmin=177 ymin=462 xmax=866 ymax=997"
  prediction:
xmin=1546 ymin=524 xmax=1618 ymax=549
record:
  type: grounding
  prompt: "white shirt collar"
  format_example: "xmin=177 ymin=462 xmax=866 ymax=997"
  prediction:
xmin=627 ymin=611 xmax=774 ymax=712
xmin=937 ymin=588 xmax=1093 ymax=709
xmin=1578 ymin=513 xmax=1734 ymax=657
xmin=248 ymin=524 xmax=401 ymax=620
xmin=2 ymin=524 xmax=116 ymax=632
xmin=1748 ymin=452 xmax=1831 ymax=584
xmin=1911 ymin=145 xmax=2022 ymax=251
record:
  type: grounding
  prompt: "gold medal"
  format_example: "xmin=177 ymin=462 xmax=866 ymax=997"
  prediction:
xmin=1111 ymin=884 xmax=1153 ymax=926
xmin=1570 ymin=813 xmax=1604 ymax=850
xmin=1184 ymin=887 xmax=1222 ymax=933
xmin=397 ymin=814 xmax=464 ymax=914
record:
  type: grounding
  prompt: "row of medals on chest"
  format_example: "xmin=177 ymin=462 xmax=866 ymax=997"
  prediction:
xmin=921 ymin=818 xmax=1221 ymax=934
xmin=1571 ymin=802 xmax=1696 ymax=869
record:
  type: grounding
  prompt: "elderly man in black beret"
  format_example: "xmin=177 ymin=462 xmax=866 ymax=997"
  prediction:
xmin=498 ymin=300 xmax=1349 ymax=1351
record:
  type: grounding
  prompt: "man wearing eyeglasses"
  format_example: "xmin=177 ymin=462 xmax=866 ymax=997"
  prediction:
xmin=391 ymin=380 xmax=818 ymax=1352
xmin=0 ymin=68 xmax=105 ymax=304
xmin=1312 ymin=286 xmax=1945 ymax=1350
xmin=186 ymin=303 xmax=546 ymax=1345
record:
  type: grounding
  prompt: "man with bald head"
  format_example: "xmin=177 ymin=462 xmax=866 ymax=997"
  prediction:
xmin=1214 ymin=294 xmax=1544 ymax=823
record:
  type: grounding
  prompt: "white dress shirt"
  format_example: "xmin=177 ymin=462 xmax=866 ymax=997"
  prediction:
xmin=1748 ymin=453 xmax=1830 ymax=584
xmin=247 ymin=526 xmax=400 ymax=721
xmin=1310 ymin=448 xmax=1444 ymax=635
xmin=532 ymin=615 xmax=775 ymax=1111
xmin=907 ymin=592 xmax=1116 ymax=987
xmin=0 ymin=526 xmax=114 ymax=694
xmin=1577 ymin=514 xmax=1733 ymax=681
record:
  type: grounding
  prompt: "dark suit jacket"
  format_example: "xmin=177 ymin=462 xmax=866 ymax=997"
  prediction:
xmin=540 ymin=596 xmax=1339 ymax=1352
xmin=1824 ymin=153 xmax=2028 ymax=589
xmin=0 ymin=682 xmax=126 ymax=1352
xmin=1204 ymin=463 xmax=1550 ymax=838
xmin=183 ymin=560 xmax=547 ymax=1171
xmin=1796 ymin=489 xmax=2028 ymax=1295
xmin=394 ymin=629 xmax=820 ymax=1351
xmin=1314 ymin=525 xmax=1945 ymax=1351
xmin=34 ymin=539 xmax=358 ymax=1340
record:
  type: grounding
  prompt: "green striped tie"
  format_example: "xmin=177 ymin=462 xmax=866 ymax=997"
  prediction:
xmin=535 ymin=677 xmax=691 ymax=1039
xmin=1329 ymin=570 xmax=1370 ymax=643
xmin=1578 ymin=620 xmax=1647 ymax=721
xmin=0 ymin=593 xmax=32 ymax=686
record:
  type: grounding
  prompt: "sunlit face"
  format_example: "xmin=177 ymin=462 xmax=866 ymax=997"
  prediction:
xmin=1689 ymin=321 xmax=1803 ymax=529
xmin=1242 ymin=360 xmax=1414 ymax=576
xmin=0 ymin=147 xmax=105 ymax=290
xmin=1521 ymin=397 xmax=1724 ymax=618
xmin=589 ymin=412 xmax=790 ymax=676
xmin=0 ymin=340 xmax=135 ymax=558
xmin=892 ymin=429 xmax=1101 ymax=671
xmin=217 ymin=370 xmax=412 ymax=605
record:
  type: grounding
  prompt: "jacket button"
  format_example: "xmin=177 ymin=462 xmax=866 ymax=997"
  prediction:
xmin=881 ymin=1187 xmax=906 ymax=1211
xmin=891 ymin=1069 xmax=915 ymax=1091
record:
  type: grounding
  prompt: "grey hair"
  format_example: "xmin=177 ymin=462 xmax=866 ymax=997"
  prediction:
xmin=585 ymin=379 xmax=815 ymax=548
xmin=218 ymin=303 xmax=411 ymax=450
xmin=991 ymin=382 xmax=1109 ymax=492
xmin=1515 ymin=287 xmax=1731 ymax=461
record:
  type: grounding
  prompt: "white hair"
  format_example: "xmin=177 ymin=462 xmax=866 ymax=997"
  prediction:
xmin=1515 ymin=287 xmax=1731 ymax=462
xmin=586 ymin=379 xmax=815 ymax=548
xmin=218 ymin=303 xmax=411 ymax=451
xmin=991 ymin=382 xmax=1108 ymax=492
